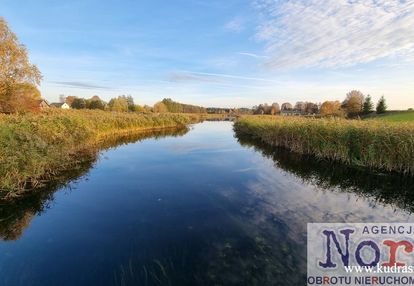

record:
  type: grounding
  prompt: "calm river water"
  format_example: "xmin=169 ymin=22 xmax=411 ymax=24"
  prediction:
xmin=1 ymin=121 xmax=414 ymax=286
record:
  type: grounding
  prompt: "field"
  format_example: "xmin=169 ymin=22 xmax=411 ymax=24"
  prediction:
xmin=234 ymin=115 xmax=414 ymax=175
xmin=373 ymin=111 xmax=414 ymax=122
xmin=0 ymin=110 xmax=209 ymax=199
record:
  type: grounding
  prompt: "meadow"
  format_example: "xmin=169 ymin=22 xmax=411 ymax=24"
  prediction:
xmin=372 ymin=111 xmax=414 ymax=122
xmin=234 ymin=115 xmax=414 ymax=175
xmin=0 ymin=110 xmax=210 ymax=199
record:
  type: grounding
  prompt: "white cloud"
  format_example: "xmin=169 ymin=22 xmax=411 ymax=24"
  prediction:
xmin=168 ymin=71 xmax=223 ymax=83
xmin=238 ymin=52 xmax=269 ymax=59
xmin=51 ymin=81 xmax=111 ymax=90
xmin=253 ymin=0 xmax=414 ymax=68
xmin=167 ymin=70 xmax=281 ymax=83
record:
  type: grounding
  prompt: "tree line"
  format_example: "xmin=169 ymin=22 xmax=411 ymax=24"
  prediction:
xmin=153 ymin=98 xmax=206 ymax=113
xmin=253 ymin=90 xmax=388 ymax=118
xmin=320 ymin=91 xmax=387 ymax=117
xmin=62 ymin=95 xmax=142 ymax=112
xmin=60 ymin=96 xmax=207 ymax=114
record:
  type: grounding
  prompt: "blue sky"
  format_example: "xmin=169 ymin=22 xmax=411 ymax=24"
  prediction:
xmin=2 ymin=0 xmax=414 ymax=109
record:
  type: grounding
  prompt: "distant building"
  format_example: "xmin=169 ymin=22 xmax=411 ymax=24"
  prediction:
xmin=281 ymin=109 xmax=302 ymax=116
xmin=37 ymin=99 xmax=50 ymax=110
xmin=50 ymin=102 xmax=70 ymax=109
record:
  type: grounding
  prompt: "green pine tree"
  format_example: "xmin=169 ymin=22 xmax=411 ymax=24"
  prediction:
xmin=363 ymin=94 xmax=374 ymax=114
xmin=376 ymin=96 xmax=387 ymax=114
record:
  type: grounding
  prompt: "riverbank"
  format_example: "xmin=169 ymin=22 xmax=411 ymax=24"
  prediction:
xmin=234 ymin=116 xmax=414 ymax=175
xmin=0 ymin=110 xmax=211 ymax=199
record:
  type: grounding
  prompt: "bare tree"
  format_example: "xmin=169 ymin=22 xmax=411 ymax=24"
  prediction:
xmin=304 ymin=102 xmax=319 ymax=114
xmin=281 ymin=102 xmax=293 ymax=110
xmin=270 ymin=102 xmax=280 ymax=115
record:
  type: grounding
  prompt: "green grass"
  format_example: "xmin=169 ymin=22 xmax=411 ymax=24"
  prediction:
xmin=374 ymin=111 xmax=414 ymax=122
xmin=0 ymin=109 xmax=205 ymax=199
xmin=234 ymin=115 xmax=414 ymax=175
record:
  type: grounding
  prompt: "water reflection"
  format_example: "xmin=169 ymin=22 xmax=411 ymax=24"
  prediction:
xmin=235 ymin=130 xmax=414 ymax=213
xmin=0 ymin=127 xmax=189 ymax=241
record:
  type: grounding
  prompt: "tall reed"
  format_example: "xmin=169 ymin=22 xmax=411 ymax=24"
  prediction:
xmin=234 ymin=116 xmax=414 ymax=175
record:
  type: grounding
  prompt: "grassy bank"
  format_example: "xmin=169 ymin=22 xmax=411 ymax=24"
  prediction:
xmin=362 ymin=111 xmax=414 ymax=122
xmin=234 ymin=116 xmax=414 ymax=175
xmin=373 ymin=111 xmax=414 ymax=122
xmin=0 ymin=110 xmax=204 ymax=199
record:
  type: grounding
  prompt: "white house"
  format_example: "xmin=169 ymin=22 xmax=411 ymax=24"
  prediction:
xmin=50 ymin=102 xmax=70 ymax=109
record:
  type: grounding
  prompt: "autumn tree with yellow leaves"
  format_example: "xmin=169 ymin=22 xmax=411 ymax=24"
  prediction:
xmin=0 ymin=17 xmax=42 ymax=113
